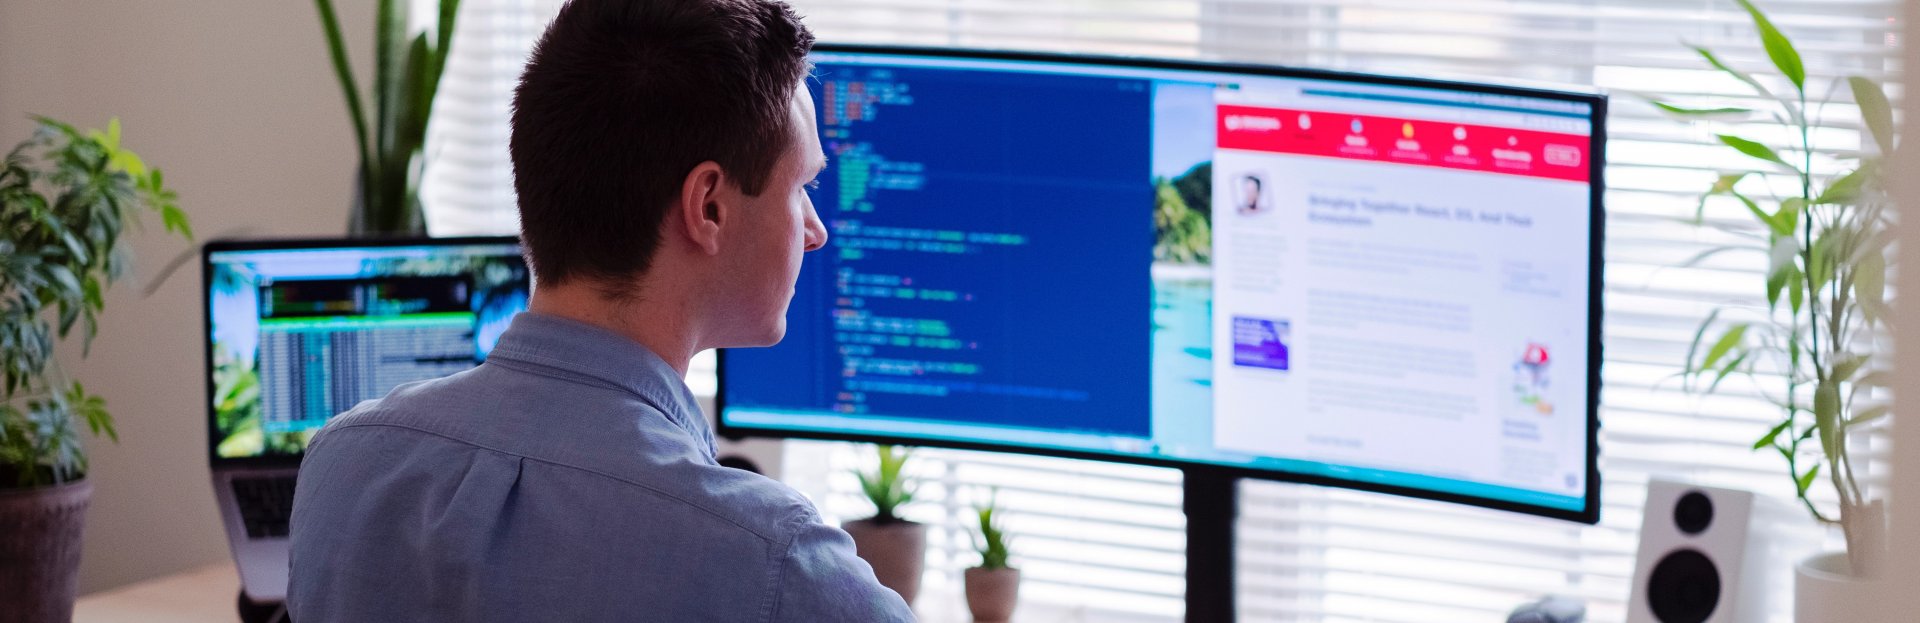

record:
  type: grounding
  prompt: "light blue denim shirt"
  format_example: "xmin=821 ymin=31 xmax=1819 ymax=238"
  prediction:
xmin=288 ymin=312 xmax=913 ymax=622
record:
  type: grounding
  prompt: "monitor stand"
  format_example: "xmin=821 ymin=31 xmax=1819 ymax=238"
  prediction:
xmin=1184 ymin=466 xmax=1237 ymax=622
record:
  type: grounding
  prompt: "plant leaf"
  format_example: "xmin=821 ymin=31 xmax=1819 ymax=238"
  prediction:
xmin=1831 ymin=354 xmax=1867 ymax=384
xmin=1856 ymin=251 xmax=1886 ymax=320
xmin=160 ymin=204 xmax=193 ymax=240
xmin=1797 ymin=463 xmax=1821 ymax=496
xmin=1848 ymin=403 xmax=1890 ymax=429
xmin=1848 ymin=76 xmax=1895 ymax=155
xmin=1754 ymin=420 xmax=1791 ymax=450
xmin=1766 ymin=263 xmax=1790 ymax=310
xmin=1652 ymin=101 xmax=1754 ymax=119
xmin=1787 ymin=266 xmax=1805 ymax=314
xmin=1808 ymin=227 xmax=1837 ymax=295
xmin=1815 ymin=165 xmax=1872 ymax=205
xmin=1735 ymin=0 xmax=1806 ymax=91
xmin=1691 ymin=45 xmax=1774 ymax=101
xmin=1708 ymin=350 xmax=1750 ymax=392
xmin=1814 ymin=381 xmax=1840 ymax=456
xmin=1718 ymin=134 xmax=1794 ymax=170
xmin=313 ymin=0 xmax=374 ymax=170
xmin=1733 ymin=192 xmax=1792 ymax=237
xmin=1700 ymin=323 xmax=1749 ymax=373
xmin=1682 ymin=308 xmax=1723 ymax=380
xmin=1777 ymin=198 xmax=1804 ymax=236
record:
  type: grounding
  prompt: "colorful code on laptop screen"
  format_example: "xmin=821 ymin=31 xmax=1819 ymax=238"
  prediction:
xmin=205 ymin=240 xmax=528 ymax=460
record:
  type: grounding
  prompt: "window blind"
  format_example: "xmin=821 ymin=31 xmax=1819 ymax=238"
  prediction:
xmin=417 ymin=1 xmax=1902 ymax=620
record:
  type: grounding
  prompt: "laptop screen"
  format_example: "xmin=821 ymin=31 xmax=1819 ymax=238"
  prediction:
xmin=204 ymin=238 xmax=529 ymax=464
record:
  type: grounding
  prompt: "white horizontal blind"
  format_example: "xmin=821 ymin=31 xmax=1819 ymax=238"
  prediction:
xmin=418 ymin=0 xmax=565 ymax=236
xmin=419 ymin=1 xmax=1902 ymax=621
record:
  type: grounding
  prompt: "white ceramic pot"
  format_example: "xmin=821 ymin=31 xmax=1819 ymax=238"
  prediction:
xmin=1795 ymin=551 xmax=1886 ymax=621
xmin=965 ymin=567 xmax=1020 ymax=622
xmin=842 ymin=518 xmax=927 ymax=606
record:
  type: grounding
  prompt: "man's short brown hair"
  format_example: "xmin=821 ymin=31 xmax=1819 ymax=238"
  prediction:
xmin=510 ymin=0 xmax=815 ymax=292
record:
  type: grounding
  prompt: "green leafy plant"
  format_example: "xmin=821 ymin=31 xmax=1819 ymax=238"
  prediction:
xmin=0 ymin=117 xmax=192 ymax=488
xmin=856 ymin=444 xmax=918 ymax=524
xmin=1661 ymin=0 xmax=1893 ymax=573
xmin=314 ymin=0 xmax=462 ymax=235
xmin=971 ymin=488 xmax=1013 ymax=570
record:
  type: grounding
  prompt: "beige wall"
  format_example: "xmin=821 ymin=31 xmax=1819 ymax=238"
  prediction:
xmin=1886 ymin=3 xmax=1919 ymax=620
xmin=0 ymin=0 xmax=372 ymax=593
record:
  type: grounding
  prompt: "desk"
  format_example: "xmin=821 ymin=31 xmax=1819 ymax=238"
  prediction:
xmin=68 ymin=562 xmax=1135 ymax=622
xmin=73 ymin=563 xmax=243 ymax=623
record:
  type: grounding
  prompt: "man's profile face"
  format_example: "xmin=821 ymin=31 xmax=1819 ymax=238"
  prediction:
xmin=1240 ymin=176 xmax=1261 ymax=211
xmin=719 ymin=81 xmax=829 ymax=347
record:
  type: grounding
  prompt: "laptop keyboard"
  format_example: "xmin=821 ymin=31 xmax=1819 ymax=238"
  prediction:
xmin=231 ymin=475 xmax=297 ymax=539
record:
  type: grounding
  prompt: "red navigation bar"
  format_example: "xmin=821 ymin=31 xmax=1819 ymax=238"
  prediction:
xmin=1216 ymin=105 xmax=1591 ymax=183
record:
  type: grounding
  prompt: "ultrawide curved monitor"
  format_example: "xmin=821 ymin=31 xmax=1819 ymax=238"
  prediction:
xmin=719 ymin=45 xmax=1604 ymax=523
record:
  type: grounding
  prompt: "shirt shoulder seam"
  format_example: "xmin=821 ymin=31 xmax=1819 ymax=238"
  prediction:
xmin=484 ymin=354 xmax=695 ymax=434
xmin=481 ymin=355 xmax=631 ymax=394
xmin=324 ymin=420 xmax=787 ymax=544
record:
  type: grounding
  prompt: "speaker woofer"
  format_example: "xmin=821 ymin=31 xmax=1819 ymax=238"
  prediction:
xmin=1646 ymin=548 xmax=1720 ymax=623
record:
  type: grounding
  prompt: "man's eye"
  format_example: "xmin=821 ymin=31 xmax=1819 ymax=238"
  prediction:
xmin=806 ymin=178 xmax=823 ymax=191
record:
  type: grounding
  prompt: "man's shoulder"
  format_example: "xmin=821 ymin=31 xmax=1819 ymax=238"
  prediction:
xmin=310 ymin=381 xmax=820 ymax=547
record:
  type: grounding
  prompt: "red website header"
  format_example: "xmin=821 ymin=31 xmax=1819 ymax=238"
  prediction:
xmin=1216 ymin=105 xmax=1591 ymax=183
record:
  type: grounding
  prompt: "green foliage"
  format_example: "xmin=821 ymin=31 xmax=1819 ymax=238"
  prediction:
xmin=972 ymin=488 xmax=1013 ymax=570
xmin=1153 ymin=162 xmax=1213 ymax=265
xmin=314 ymin=0 xmax=462 ymax=235
xmin=855 ymin=444 xmax=917 ymax=524
xmin=0 ymin=117 xmax=191 ymax=488
xmin=1663 ymin=1 xmax=1893 ymax=547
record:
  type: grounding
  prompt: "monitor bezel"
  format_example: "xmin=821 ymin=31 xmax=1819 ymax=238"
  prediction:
xmin=201 ymin=235 xmax=523 ymax=470
xmin=716 ymin=43 xmax=1606 ymax=524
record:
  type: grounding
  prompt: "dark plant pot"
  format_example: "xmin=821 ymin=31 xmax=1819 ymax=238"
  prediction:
xmin=965 ymin=566 xmax=1020 ymax=622
xmin=0 ymin=479 xmax=93 ymax=623
xmin=842 ymin=518 xmax=926 ymax=606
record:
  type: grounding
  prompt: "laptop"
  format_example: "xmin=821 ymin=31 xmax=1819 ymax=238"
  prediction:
xmin=202 ymin=236 xmax=530 ymax=602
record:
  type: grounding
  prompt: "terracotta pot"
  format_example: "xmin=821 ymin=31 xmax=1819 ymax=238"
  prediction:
xmin=1795 ymin=551 xmax=1886 ymax=621
xmin=0 ymin=479 xmax=93 ymax=623
xmin=841 ymin=518 xmax=926 ymax=606
xmin=965 ymin=567 xmax=1020 ymax=622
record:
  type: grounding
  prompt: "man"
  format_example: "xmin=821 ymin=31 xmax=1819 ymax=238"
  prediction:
xmin=1236 ymin=174 xmax=1264 ymax=215
xmin=287 ymin=0 xmax=915 ymax=620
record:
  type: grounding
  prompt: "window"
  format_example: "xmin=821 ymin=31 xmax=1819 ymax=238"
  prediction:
xmin=420 ymin=1 xmax=1902 ymax=620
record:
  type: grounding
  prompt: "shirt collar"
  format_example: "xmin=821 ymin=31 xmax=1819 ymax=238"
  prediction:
xmin=485 ymin=312 xmax=715 ymax=459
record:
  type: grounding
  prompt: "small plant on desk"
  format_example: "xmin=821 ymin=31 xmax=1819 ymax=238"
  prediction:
xmin=842 ymin=444 xmax=927 ymax=606
xmin=966 ymin=488 xmax=1020 ymax=623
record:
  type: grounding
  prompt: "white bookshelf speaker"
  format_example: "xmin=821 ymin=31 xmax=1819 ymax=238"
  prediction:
xmin=1627 ymin=479 xmax=1777 ymax=623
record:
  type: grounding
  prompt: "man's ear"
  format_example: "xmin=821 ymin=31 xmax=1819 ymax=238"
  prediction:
xmin=677 ymin=161 xmax=727 ymax=256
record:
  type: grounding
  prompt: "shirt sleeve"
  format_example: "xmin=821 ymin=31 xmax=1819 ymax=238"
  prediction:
xmin=769 ymin=518 xmax=916 ymax=622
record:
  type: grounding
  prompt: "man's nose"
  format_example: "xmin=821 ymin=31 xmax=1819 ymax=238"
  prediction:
xmin=803 ymin=205 xmax=828 ymax=252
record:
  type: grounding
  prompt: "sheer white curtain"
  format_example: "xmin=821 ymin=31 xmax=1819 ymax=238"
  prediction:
xmin=418 ymin=1 xmax=1903 ymax=620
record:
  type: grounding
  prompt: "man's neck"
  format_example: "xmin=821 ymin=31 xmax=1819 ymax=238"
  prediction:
xmin=528 ymin=283 xmax=697 ymax=378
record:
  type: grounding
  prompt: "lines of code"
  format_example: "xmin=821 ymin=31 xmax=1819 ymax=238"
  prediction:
xmin=726 ymin=64 xmax=1155 ymax=438
xmin=256 ymin=277 xmax=477 ymax=432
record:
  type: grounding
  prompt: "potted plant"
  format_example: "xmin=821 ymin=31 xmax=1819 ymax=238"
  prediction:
xmin=313 ymin=0 xmax=462 ymax=235
xmin=0 ymin=117 xmax=191 ymax=622
xmin=965 ymin=488 xmax=1019 ymax=623
xmin=842 ymin=444 xmax=925 ymax=606
xmin=1661 ymin=1 xmax=1894 ymax=618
